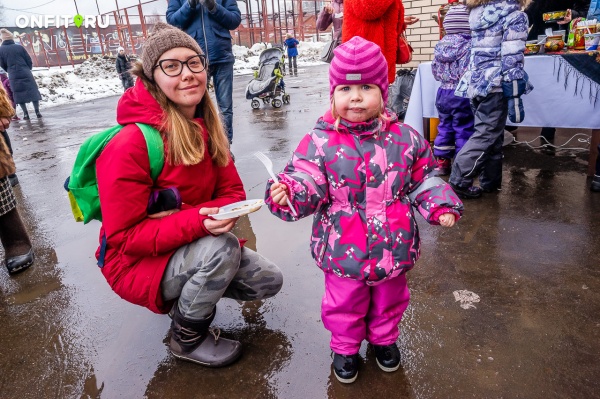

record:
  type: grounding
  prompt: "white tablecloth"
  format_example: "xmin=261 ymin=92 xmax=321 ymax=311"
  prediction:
xmin=404 ymin=55 xmax=600 ymax=134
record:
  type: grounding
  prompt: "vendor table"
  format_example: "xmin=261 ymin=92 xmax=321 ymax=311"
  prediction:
xmin=404 ymin=55 xmax=600 ymax=176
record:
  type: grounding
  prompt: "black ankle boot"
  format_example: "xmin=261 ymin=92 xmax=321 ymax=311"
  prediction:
xmin=591 ymin=176 xmax=600 ymax=192
xmin=169 ymin=306 xmax=242 ymax=367
xmin=36 ymin=112 xmax=43 ymax=119
xmin=373 ymin=344 xmax=401 ymax=372
xmin=332 ymin=352 xmax=358 ymax=383
xmin=8 ymin=174 xmax=18 ymax=187
xmin=23 ymin=114 xmax=30 ymax=120
xmin=0 ymin=208 xmax=34 ymax=274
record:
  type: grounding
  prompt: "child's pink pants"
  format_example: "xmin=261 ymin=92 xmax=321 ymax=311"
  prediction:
xmin=321 ymin=273 xmax=410 ymax=355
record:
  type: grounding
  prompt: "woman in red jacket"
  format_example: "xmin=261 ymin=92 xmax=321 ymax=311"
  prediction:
xmin=95 ymin=22 xmax=282 ymax=368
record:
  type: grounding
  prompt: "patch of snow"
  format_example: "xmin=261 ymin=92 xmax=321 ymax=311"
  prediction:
xmin=31 ymin=40 xmax=327 ymax=109
xmin=453 ymin=290 xmax=480 ymax=309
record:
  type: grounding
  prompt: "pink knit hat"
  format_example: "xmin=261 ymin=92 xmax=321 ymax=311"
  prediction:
xmin=329 ymin=36 xmax=389 ymax=103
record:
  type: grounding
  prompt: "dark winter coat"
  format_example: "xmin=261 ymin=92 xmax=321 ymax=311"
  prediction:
xmin=95 ymin=79 xmax=245 ymax=314
xmin=0 ymin=40 xmax=42 ymax=104
xmin=115 ymin=54 xmax=132 ymax=78
xmin=166 ymin=0 xmax=241 ymax=65
xmin=525 ymin=0 xmax=590 ymax=40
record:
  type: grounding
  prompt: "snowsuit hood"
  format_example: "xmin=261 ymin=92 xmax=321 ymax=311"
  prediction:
xmin=467 ymin=0 xmax=531 ymax=9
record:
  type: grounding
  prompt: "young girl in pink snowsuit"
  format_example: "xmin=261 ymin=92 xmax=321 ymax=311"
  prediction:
xmin=264 ymin=36 xmax=464 ymax=384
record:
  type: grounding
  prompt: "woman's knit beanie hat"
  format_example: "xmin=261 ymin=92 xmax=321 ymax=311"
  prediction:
xmin=0 ymin=29 xmax=14 ymax=41
xmin=443 ymin=4 xmax=471 ymax=35
xmin=141 ymin=22 xmax=203 ymax=80
xmin=329 ymin=36 xmax=389 ymax=103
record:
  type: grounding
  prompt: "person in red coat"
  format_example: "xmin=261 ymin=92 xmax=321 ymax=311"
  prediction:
xmin=342 ymin=0 xmax=418 ymax=83
xmin=95 ymin=22 xmax=282 ymax=368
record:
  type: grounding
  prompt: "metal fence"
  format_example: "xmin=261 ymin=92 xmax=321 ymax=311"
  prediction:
xmin=3 ymin=0 xmax=328 ymax=68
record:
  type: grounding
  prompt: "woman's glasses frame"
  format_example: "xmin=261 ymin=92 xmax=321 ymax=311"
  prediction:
xmin=153 ymin=54 xmax=207 ymax=77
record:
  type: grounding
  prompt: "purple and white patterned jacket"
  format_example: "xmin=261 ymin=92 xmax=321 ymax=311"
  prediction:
xmin=265 ymin=111 xmax=464 ymax=285
xmin=456 ymin=0 xmax=529 ymax=99
xmin=432 ymin=33 xmax=472 ymax=90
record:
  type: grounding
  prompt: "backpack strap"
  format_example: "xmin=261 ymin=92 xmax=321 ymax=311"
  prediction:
xmin=135 ymin=123 xmax=164 ymax=181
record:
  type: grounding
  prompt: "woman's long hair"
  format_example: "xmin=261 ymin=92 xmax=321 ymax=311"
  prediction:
xmin=131 ymin=62 xmax=230 ymax=167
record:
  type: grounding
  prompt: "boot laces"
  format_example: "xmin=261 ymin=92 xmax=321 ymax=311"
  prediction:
xmin=208 ymin=327 xmax=221 ymax=343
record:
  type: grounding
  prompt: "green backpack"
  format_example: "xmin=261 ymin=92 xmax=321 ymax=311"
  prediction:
xmin=66 ymin=123 xmax=164 ymax=224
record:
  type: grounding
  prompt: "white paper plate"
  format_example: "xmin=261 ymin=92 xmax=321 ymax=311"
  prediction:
xmin=208 ymin=199 xmax=264 ymax=220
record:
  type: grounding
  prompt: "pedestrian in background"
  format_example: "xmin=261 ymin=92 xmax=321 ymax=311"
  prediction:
xmin=284 ymin=33 xmax=300 ymax=76
xmin=0 ymin=29 xmax=43 ymax=120
xmin=115 ymin=46 xmax=134 ymax=91
xmin=95 ymin=22 xmax=282 ymax=367
xmin=167 ymin=0 xmax=242 ymax=146
xmin=264 ymin=37 xmax=463 ymax=384
xmin=0 ymin=84 xmax=34 ymax=274
xmin=431 ymin=1 xmax=474 ymax=176
xmin=316 ymin=0 xmax=344 ymax=43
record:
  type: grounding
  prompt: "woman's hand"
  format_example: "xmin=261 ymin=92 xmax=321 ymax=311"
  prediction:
xmin=0 ymin=117 xmax=10 ymax=131
xmin=270 ymin=182 xmax=289 ymax=206
xmin=324 ymin=4 xmax=334 ymax=14
xmin=404 ymin=15 xmax=419 ymax=25
xmin=438 ymin=213 xmax=456 ymax=227
xmin=557 ymin=9 xmax=572 ymax=25
xmin=200 ymin=207 xmax=237 ymax=235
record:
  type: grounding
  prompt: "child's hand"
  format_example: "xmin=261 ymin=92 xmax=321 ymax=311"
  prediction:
xmin=438 ymin=213 xmax=456 ymax=227
xmin=270 ymin=182 xmax=289 ymax=206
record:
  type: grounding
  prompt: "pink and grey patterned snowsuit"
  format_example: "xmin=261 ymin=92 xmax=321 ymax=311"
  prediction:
xmin=265 ymin=111 xmax=463 ymax=354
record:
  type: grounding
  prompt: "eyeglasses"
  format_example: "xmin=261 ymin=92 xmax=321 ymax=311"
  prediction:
xmin=153 ymin=54 xmax=207 ymax=77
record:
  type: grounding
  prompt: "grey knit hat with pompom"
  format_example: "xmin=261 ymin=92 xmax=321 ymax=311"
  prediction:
xmin=141 ymin=22 xmax=203 ymax=80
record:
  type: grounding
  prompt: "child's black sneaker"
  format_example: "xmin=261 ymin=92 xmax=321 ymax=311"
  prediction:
xmin=449 ymin=182 xmax=482 ymax=199
xmin=332 ymin=352 xmax=358 ymax=383
xmin=373 ymin=344 xmax=401 ymax=372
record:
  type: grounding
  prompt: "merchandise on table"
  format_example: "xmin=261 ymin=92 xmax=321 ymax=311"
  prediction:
xmin=545 ymin=35 xmax=565 ymax=51
xmin=542 ymin=10 xmax=566 ymax=23
xmin=584 ymin=33 xmax=600 ymax=50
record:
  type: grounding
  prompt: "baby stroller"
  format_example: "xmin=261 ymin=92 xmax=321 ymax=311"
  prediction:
xmin=245 ymin=47 xmax=290 ymax=109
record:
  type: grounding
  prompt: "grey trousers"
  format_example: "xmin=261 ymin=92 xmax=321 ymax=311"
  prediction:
xmin=160 ymin=233 xmax=283 ymax=320
xmin=449 ymin=92 xmax=508 ymax=190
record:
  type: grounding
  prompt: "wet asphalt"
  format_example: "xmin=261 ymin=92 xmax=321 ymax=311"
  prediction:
xmin=0 ymin=64 xmax=599 ymax=399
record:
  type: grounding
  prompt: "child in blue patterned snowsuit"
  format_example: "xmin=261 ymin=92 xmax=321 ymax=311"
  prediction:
xmin=450 ymin=0 xmax=533 ymax=199
xmin=431 ymin=2 xmax=474 ymax=176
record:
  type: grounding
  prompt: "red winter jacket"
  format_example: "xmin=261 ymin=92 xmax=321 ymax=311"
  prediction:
xmin=342 ymin=0 xmax=406 ymax=83
xmin=95 ymin=80 xmax=245 ymax=314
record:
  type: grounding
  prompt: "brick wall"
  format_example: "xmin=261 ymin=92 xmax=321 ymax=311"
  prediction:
xmin=402 ymin=0 xmax=447 ymax=67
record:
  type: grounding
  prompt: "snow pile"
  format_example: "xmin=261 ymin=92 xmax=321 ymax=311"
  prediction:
xmin=32 ymin=40 xmax=327 ymax=108
xmin=34 ymin=56 xmax=123 ymax=108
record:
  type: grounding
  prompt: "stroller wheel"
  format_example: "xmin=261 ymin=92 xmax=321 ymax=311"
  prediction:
xmin=272 ymin=98 xmax=283 ymax=108
xmin=283 ymin=94 xmax=290 ymax=104
xmin=251 ymin=99 xmax=261 ymax=109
